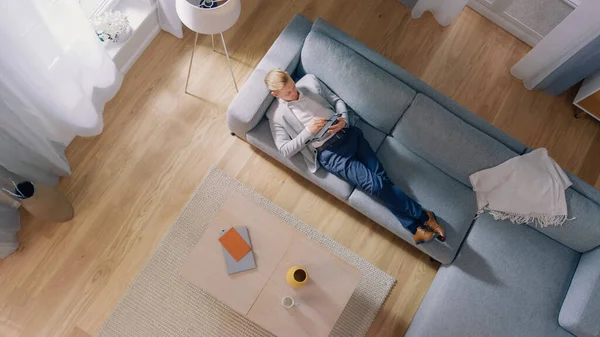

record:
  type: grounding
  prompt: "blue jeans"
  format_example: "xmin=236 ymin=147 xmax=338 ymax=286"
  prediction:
xmin=317 ymin=127 xmax=428 ymax=234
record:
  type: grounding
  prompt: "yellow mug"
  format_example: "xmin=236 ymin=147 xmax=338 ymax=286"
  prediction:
xmin=286 ymin=266 xmax=308 ymax=288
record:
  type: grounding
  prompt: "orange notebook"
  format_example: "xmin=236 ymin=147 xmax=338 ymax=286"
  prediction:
xmin=218 ymin=227 xmax=252 ymax=262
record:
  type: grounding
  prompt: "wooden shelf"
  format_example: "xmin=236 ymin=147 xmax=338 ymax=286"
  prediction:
xmin=574 ymin=69 xmax=600 ymax=122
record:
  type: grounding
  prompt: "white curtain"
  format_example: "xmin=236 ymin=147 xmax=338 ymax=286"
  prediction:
xmin=412 ymin=0 xmax=468 ymax=26
xmin=155 ymin=0 xmax=184 ymax=38
xmin=510 ymin=0 xmax=600 ymax=90
xmin=0 ymin=0 xmax=122 ymax=185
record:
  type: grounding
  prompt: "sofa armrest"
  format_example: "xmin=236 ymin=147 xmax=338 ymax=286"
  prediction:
xmin=226 ymin=14 xmax=313 ymax=139
xmin=559 ymin=246 xmax=600 ymax=337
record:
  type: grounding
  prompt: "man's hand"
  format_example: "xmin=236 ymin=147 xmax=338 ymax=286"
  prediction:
xmin=327 ymin=117 xmax=346 ymax=135
xmin=308 ymin=117 xmax=327 ymax=135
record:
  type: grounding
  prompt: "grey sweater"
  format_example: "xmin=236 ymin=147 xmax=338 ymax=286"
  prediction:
xmin=267 ymin=74 xmax=353 ymax=173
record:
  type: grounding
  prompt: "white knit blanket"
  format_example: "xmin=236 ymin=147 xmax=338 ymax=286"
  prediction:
xmin=469 ymin=148 xmax=572 ymax=227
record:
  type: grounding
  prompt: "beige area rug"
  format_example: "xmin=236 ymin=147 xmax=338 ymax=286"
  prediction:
xmin=97 ymin=168 xmax=396 ymax=337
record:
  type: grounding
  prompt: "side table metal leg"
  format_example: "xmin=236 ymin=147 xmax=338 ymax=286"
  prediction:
xmin=574 ymin=109 xmax=584 ymax=119
xmin=184 ymin=32 xmax=199 ymax=95
xmin=220 ymin=32 xmax=238 ymax=92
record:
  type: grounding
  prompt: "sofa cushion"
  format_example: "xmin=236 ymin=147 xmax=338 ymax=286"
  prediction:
xmin=310 ymin=18 xmax=528 ymax=155
xmin=559 ymin=246 xmax=600 ymax=337
xmin=347 ymin=137 xmax=477 ymax=264
xmin=393 ymin=94 xmax=518 ymax=187
xmin=406 ymin=213 xmax=580 ymax=337
xmin=355 ymin=118 xmax=386 ymax=152
xmin=246 ymin=118 xmax=354 ymax=200
xmin=522 ymin=149 xmax=600 ymax=253
xmin=566 ymin=170 xmax=600 ymax=206
xmin=528 ymin=188 xmax=600 ymax=253
xmin=300 ymin=31 xmax=416 ymax=134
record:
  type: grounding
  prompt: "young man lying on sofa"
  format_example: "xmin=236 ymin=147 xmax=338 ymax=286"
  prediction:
xmin=264 ymin=69 xmax=446 ymax=244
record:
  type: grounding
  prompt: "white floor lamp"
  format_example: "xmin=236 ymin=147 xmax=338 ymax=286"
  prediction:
xmin=175 ymin=0 xmax=241 ymax=94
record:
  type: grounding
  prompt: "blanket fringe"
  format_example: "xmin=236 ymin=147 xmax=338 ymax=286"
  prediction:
xmin=484 ymin=208 xmax=574 ymax=228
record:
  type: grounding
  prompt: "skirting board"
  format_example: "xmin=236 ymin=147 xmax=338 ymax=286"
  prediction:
xmin=467 ymin=0 xmax=542 ymax=47
xmin=0 ymin=193 xmax=20 ymax=209
xmin=121 ymin=24 xmax=160 ymax=74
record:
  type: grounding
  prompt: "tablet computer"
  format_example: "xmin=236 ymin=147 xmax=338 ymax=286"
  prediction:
xmin=312 ymin=113 xmax=341 ymax=140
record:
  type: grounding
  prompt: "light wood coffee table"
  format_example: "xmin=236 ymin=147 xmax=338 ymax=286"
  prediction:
xmin=180 ymin=192 xmax=361 ymax=337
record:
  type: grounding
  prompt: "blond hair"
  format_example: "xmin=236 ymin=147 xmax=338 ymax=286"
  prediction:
xmin=264 ymin=68 xmax=290 ymax=91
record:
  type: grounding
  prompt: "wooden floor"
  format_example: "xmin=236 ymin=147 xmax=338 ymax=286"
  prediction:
xmin=2 ymin=1 xmax=600 ymax=336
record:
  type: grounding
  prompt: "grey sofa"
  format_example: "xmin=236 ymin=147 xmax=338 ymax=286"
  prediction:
xmin=227 ymin=15 xmax=600 ymax=337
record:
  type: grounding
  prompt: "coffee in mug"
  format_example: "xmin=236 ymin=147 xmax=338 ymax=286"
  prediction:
xmin=286 ymin=266 xmax=309 ymax=288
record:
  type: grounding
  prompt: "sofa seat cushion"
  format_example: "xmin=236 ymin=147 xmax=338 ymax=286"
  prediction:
xmin=406 ymin=213 xmax=580 ymax=337
xmin=300 ymin=30 xmax=416 ymax=134
xmin=347 ymin=137 xmax=477 ymax=264
xmin=393 ymin=94 xmax=518 ymax=187
xmin=559 ymin=246 xmax=600 ymax=337
xmin=246 ymin=119 xmax=354 ymax=200
xmin=566 ymin=170 xmax=600 ymax=206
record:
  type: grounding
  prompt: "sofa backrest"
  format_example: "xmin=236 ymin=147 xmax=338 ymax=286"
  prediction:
xmin=392 ymin=94 xmax=518 ymax=187
xmin=299 ymin=23 xmax=521 ymax=190
xmin=528 ymin=188 xmax=600 ymax=253
xmin=517 ymin=149 xmax=600 ymax=253
xmin=300 ymin=30 xmax=416 ymax=134
xmin=309 ymin=18 xmax=528 ymax=155
xmin=566 ymin=170 xmax=600 ymax=207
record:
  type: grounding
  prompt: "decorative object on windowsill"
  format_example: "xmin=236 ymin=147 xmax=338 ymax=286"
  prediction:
xmin=176 ymin=0 xmax=240 ymax=95
xmin=93 ymin=11 xmax=131 ymax=44
xmin=2 ymin=179 xmax=74 ymax=223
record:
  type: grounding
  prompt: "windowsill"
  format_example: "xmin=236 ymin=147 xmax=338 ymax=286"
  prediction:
xmin=63 ymin=0 xmax=158 ymax=146
xmin=101 ymin=0 xmax=157 ymax=60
